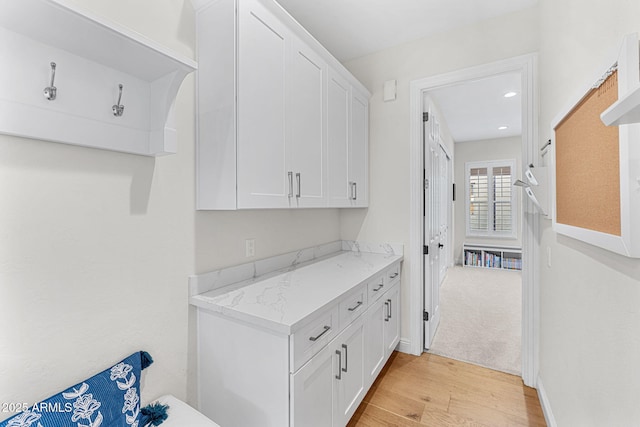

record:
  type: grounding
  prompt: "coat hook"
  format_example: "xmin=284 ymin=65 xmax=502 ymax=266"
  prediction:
xmin=112 ymin=84 xmax=124 ymax=117
xmin=44 ymin=62 xmax=57 ymax=101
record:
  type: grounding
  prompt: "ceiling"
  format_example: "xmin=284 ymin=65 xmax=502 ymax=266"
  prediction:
xmin=428 ymin=73 xmax=522 ymax=142
xmin=275 ymin=0 xmax=531 ymax=143
xmin=275 ymin=0 xmax=537 ymax=62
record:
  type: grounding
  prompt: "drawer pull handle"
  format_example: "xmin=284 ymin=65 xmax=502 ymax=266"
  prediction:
xmin=335 ymin=350 xmax=342 ymax=380
xmin=373 ymin=283 xmax=384 ymax=292
xmin=342 ymin=344 xmax=348 ymax=373
xmin=389 ymin=272 xmax=399 ymax=279
xmin=384 ymin=301 xmax=390 ymax=322
xmin=387 ymin=298 xmax=392 ymax=320
xmin=309 ymin=325 xmax=331 ymax=342
xmin=347 ymin=301 xmax=363 ymax=312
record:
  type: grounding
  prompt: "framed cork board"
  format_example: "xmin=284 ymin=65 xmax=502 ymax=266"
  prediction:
xmin=551 ymin=33 xmax=640 ymax=257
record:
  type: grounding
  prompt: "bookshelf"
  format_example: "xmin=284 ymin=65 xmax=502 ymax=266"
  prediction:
xmin=463 ymin=243 xmax=522 ymax=271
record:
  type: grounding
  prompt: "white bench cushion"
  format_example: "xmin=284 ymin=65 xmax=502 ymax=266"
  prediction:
xmin=152 ymin=395 xmax=220 ymax=427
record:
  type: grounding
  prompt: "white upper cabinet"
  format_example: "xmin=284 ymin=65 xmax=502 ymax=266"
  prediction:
xmin=236 ymin=0 xmax=289 ymax=208
xmin=327 ymin=71 xmax=351 ymax=207
xmin=193 ymin=0 xmax=370 ymax=210
xmin=350 ymin=90 xmax=370 ymax=207
xmin=289 ymin=38 xmax=327 ymax=208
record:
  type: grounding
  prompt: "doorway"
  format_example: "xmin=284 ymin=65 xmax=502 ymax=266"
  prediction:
xmin=408 ymin=54 xmax=540 ymax=387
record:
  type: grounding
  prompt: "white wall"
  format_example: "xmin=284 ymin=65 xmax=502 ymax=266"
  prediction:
xmin=0 ymin=0 xmax=340 ymax=420
xmin=341 ymin=6 xmax=539 ymax=348
xmin=453 ymin=136 xmax=523 ymax=264
xmin=538 ymin=0 xmax=640 ymax=425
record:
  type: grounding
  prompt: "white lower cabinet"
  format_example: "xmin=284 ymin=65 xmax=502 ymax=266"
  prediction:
xmin=364 ymin=278 xmax=401 ymax=387
xmin=383 ymin=285 xmax=401 ymax=354
xmin=291 ymin=316 xmax=366 ymax=427
xmin=332 ymin=318 xmax=366 ymax=426
xmin=196 ymin=261 xmax=401 ymax=427
xmin=291 ymin=344 xmax=334 ymax=427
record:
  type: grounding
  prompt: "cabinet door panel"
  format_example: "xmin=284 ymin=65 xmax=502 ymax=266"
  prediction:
xmin=291 ymin=345 xmax=334 ymax=427
xmin=327 ymin=71 xmax=350 ymax=207
xmin=350 ymin=90 xmax=369 ymax=207
xmin=333 ymin=318 xmax=365 ymax=426
xmin=237 ymin=0 xmax=289 ymax=208
xmin=290 ymin=39 xmax=326 ymax=207
xmin=384 ymin=285 xmax=401 ymax=356
xmin=365 ymin=297 xmax=386 ymax=388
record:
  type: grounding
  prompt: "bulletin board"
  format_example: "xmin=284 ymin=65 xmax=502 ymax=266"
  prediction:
xmin=551 ymin=32 xmax=640 ymax=258
xmin=554 ymin=71 xmax=620 ymax=236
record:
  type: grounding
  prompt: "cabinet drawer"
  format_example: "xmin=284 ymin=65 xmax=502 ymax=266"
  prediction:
xmin=339 ymin=284 xmax=367 ymax=327
xmin=384 ymin=262 xmax=401 ymax=285
xmin=367 ymin=274 xmax=386 ymax=303
xmin=291 ymin=306 xmax=339 ymax=373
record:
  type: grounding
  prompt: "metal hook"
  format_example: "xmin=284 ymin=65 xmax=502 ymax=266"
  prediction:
xmin=44 ymin=62 xmax=57 ymax=101
xmin=112 ymin=84 xmax=124 ymax=117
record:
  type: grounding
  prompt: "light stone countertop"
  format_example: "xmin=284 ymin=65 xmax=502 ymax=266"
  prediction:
xmin=190 ymin=250 xmax=402 ymax=335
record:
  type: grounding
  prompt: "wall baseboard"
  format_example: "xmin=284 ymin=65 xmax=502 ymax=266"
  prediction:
xmin=537 ymin=376 xmax=557 ymax=427
xmin=396 ymin=338 xmax=413 ymax=354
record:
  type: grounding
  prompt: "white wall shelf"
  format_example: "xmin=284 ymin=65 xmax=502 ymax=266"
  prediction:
xmin=601 ymin=83 xmax=640 ymax=126
xmin=0 ymin=0 xmax=197 ymax=156
xmin=463 ymin=243 xmax=522 ymax=270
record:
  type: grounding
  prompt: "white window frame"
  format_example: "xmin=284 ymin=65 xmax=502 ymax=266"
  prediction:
xmin=465 ymin=159 xmax=517 ymax=238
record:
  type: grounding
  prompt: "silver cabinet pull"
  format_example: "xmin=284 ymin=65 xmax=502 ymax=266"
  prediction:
xmin=353 ymin=182 xmax=357 ymax=200
xmin=347 ymin=301 xmax=363 ymax=312
xmin=387 ymin=298 xmax=392 ymax=319
xmin=389 ymin=272 xmax=399 ymax=279
xmin=348 ymin=181 xmax=355 ymax=200
xmin=309 ymin=325 xmax=331 ymax=342
xmin=296 ymin=172 xmax=301 ymax=198
xmin=373 ymin=283 xmax=384 ymax=292
xmin=288 ymin=172 xmax=293 ymax=198
xmin=335 ymin=350 xmax=342 ymax=380
xmin=342 ymin=344 xmax=348 ymax=373
xmin=384 ymin=301 xmax=390 ymax=322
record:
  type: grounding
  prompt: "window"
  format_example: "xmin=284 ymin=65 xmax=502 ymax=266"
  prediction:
xmin=466 ymin=160 xmax=516 ymax=237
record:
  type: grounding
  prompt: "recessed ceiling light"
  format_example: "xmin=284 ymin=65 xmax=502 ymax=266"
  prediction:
xmin=504 ymin=91 xmax=517 ymax=98
xmin=498 ymin=126 xmax=508 ymax=130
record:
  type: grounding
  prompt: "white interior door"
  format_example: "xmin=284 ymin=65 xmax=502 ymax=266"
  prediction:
xmin=423 ymin=113 xmax=441 ymax=350
xmin=438 ymin=145 xmax=451 ymax=284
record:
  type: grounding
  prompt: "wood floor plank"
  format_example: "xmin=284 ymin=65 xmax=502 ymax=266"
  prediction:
xmin=349 ymin=352 xmax=546 ymax=427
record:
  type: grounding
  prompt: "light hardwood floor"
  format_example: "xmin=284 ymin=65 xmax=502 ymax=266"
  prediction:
xmin=348 ymin=352 xmax=546 ymax=427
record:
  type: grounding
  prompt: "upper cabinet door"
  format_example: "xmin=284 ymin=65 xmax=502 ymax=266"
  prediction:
xmin=237 ymin=0 xmax=290 ymax=208
xmin=327 ymin=70 xmax=351 ymax=207
xmin=289 ymin=38 xmax=327 ymax=208
xmin=350 ymin=90 xmax=369 ymax=207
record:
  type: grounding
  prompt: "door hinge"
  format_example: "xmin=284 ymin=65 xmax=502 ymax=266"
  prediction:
xmin=423 ymin=311 xmax=429 ymax=321
xmin=424 ymin=178 xmax=429 ymax=190
xmin=423 ymin=245 xmax=429 ymax=255
xmin=423 ymin=112 xmax=429 ymax=122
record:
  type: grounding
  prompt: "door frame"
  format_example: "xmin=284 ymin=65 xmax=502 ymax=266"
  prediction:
xmin=407 ymin=53 xmax=539 ymax=387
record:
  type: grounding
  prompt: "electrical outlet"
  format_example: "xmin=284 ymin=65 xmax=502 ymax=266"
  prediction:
xmin=245 ymin=239 xmax=255 ymax=257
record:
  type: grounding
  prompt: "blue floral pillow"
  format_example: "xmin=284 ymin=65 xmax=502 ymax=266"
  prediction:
xmin=0 ymin=351 xmax=161 ymax=427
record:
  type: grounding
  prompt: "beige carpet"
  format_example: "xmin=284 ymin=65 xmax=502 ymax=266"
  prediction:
xmin=428 ymin=266 xmax=521 ymax=375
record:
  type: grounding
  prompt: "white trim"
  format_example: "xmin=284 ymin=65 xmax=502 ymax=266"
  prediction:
xmin=408 ymin=53 xmax=539 ymax=387
xmin=396 ymin=338 xmax=413 ymax=354
xmin=537 ymin=377 xmax=558 ymax=427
